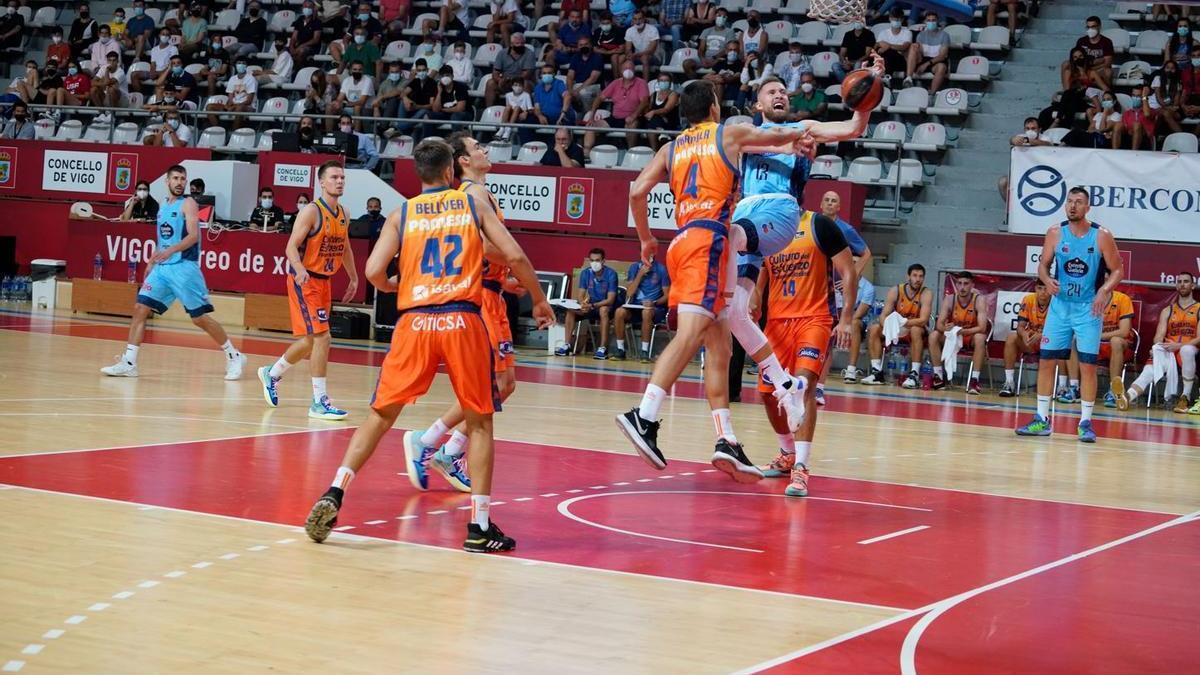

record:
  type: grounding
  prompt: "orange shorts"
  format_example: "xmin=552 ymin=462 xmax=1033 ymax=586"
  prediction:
xmin=372 ymin=308 xmax=499 ymax=415
xmin=483 ymin=289 xmax=515 ymax=372
xmin=757 ymin=315 xmax=833 ymax=393
xmin=666 ymin=220 xmax=728 ymax=315
xmin=288 ymin=275 xmax=332 ymax=337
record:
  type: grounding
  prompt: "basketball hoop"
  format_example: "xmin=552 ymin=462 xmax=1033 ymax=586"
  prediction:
xmin=808 ymin=0 xmax=867 ymax=24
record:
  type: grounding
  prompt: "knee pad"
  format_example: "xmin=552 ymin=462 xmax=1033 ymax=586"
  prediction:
xmin=728 ymin=282 xmax=769 ymax=355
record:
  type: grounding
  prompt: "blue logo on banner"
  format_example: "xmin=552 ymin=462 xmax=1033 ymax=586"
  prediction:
xmin=1017 ymin=164 xmax=1067 ymax=216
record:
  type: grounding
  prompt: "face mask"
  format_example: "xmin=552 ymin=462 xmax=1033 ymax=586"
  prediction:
xmin=302 ymin=7 xmax=312 ymax=16
xmin=569 ymin=18 xmax=578 ymax=26
xmin=1193 ymin=58 xmax=1200 ymax=67
xmin=441 ymin=75 xmax=452 ymax=86
xmin=512 ymin=84 xmax=523 ymax=94
xmin=657 ymin=80 xmax=670 ymax=91
xmin=580 ymin=46 xmax=591 ymax=54
xmin=172 ymin=65 xmax=183 ymax=75
xmin=388 ymin=71 xmax=400 ymax=81
xmin=890 ymin=19 xmax=901 ymax=28
xmin=68 ymin=67 xmax=79 ymax=76
xmin=79 ymin=9 xmax=89 ymax=17
xmin=339 ymin=124 xmax=352 ymax=133
xmin=358 ymin=12 xmax=369 ymax=21
xmin=168 ymin=118 xmax=180 ymax=129
xmin=160 ymin=35 xmax=170 ymax=44
xmin=46 ymin=67 xmax=57 ymax=76
xmin=925 ymin=21 xmax=937 ymax=30
xmin=354 ymin=34 xmax=365 ymax=44
xmin=789 ymin=52 xmax=801 ymax=64
xmin=1085 ymin=28 xmax=1098 ymax=38
xmin=716 ymin=16 xmax=726 ymax=27
xmin=454 ymin=49 xmax=465 ymax=57
xmin=352 ymin=71 xmax=363 ymax=79
xmin=297 ymin=202 xmax=308 ymax=209
xmin=100 ymin=35 xmax=111 ymax=44
xmin=634 ymin=20 xmax=645 ymax=28
xmin=1179 ymin=27 xmax=1190 ymax=36
xmin=14 ymin=113 xmax=27 ymax=121
xmin=1101 ymin=99 xmax=1113 ymax=108
xmin=164 ymin=94 xmax=175 ymax=103
xmin=415 ymin=70 xmax=426 ymax=79
xmin=727 ymin=51 xmax=737 ymax=62
xmin=52 ymin=35 xmax=62 ymax=43
xmin=236 ymin=63 xmax=247 ymax=74
xmin=261 ymin=198 xmax=273 ymax=209
xmin=541 ymin=73 xmax=554 ymax=84
xmin=512 ymin=45 xmax=525 ymax=54
xmin=137 ymin=189 xmax=149 ymax=198
xmin=600 ymin=22 xmax=611 ymax=30
xmin=212 ymin=41 xmax=221 ymax=49
xmin=135 ymin=7 xmax=143 ymax=15
xmin=801 ymin=82 xmax=814 ymax=93
xmin=1024 ymin=129 xmax=1037 ymax=139
xmin=622 ymin=68 xmax=634 ymax=79
xmin=851 ymin=21 xmax=863 ymax=31
xmin=747 ymin=18 xmax=759 ymax=29
xmin=589 ymin=261 xmax=602 ymax=272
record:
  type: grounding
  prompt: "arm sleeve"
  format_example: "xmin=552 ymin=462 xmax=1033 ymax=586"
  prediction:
xmin=837 ymin=219 xmax=868 ymax=257
xmin=811 ymin=213 xmax=849 ymax=258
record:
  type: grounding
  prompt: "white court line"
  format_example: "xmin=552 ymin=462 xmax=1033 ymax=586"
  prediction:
xmin=41 ymin=631 xmax=64 ymax=640
xmin=0 ymin=426 xmax=340 ymax=460
xmin=857 ymin=526 xmax=930 ymax=546
xmin=733 ymin=509 xmax=1200 ymax=675
xmin=2 ymin=661 xmax=24 ymax=672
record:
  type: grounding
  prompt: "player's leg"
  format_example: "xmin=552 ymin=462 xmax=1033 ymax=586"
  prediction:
xmin=101 ymin=264 xmax=176 ymax=376
xmin=308 ymin=331 xmax=348 ymax=419
xmin=1018 ymin=301 xmax=1069 ymax=435
xmin=927 ymin=328 xmax=945 ymax=381
xmin=705 ymin=314 xmax=764 ymax=482
xmin=782 ymin=318 xmax=830 ymax=495
xmin=860 ymin=323 xmax=887 ymax=384
xmin=174 ymin=263 xmax=245 ymax=379
xmin=1071 ymin=308 xmax=1103 ymax=440
xmin=1000 ymin=332 xmax=1022 ymax=396
xmin=967 ymin=332 xmax=987 ymax=394
xmin=261 ymin=278 xmax=319 ymax=406
xmin=613 ymin=306 xmax=630 ymax=359
xmin=1174 ymin=344 xmax=1198 ymax=413
xmin=844 ymin=319 xmax=865 ymax=382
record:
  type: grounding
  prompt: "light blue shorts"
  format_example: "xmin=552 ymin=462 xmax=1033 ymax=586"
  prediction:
xmin=1040 ymin=297 xmax=1102 ymax=364
xmin=732 ymin=194 xmax=801 ymax=281
xmin=137 ymin=262 xmax=214 ymax=317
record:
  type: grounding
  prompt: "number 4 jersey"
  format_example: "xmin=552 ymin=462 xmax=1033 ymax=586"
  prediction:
xmin=396 ymin=187 xmax=485 ymax=311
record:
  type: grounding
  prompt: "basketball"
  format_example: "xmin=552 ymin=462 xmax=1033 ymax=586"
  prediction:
xmin=841 ymin=69 xmax=885 ymax=113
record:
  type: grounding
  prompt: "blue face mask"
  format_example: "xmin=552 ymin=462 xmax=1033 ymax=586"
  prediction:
xmin=302 ymin=6 xmax=312 ymax=16
xmin=1101 ymin=99 xmax=1113 ymax=108
xmin=235 ymin=63 xmax=246 ymax=74
xmin=541 ymin=73 xmax=554 ymax=84
xmin=925 ymin=21 xmax=937 ymax=30
xmin=1193 ymin=58 xmax=1200 ymax=67
xmin=1179 ymin=27 xmax=1190 ymax=37
xmin=358 ymin=12 xmax=369 ymax=20
xmin=1131 ymin=96 xmax=1142 ymax=105
xmin=134 ymin=7 xmax=143 ymax=14
xmin=172 ymin=65 xmax=183 ymax=75
xmin=68 ymin=67 xmax=78 ymax=76
xmin=388 ymin=72 xmax=400 ymax=81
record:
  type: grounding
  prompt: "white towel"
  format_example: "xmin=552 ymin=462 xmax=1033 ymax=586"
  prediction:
xmin=1151 ymin=344 xmax=1180 ymax=396
xmin=942 ymin=326 xmax=963 ymax=381
xmin=883 ymin=312 xmax=906 ymax=348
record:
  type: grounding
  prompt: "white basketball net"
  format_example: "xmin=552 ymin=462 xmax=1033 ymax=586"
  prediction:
xmin=808 ymin=0 xmax=867 ymax=23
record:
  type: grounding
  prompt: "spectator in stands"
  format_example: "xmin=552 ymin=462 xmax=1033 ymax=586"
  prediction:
xmin=593 ymin=12 xmax=625 ymax=63
xmin=397 ymin=58 xmax=437 ymax=138
xmin=705 ymin=39 xmax=744 ymax=104
xmin=998 ymin=117 xmax=1054 ymax=203
xmin=339 ymin=114 xmax=380 ymax=171
xmin=737 ymin=50 xmax=772 ymax=111
xmin=87 ymin=25 xmax=119 ymax=73
xmin=207 ymin=57 xmax=256 ymax=127
xmin=658 ymin=0 xmax=688 ymax=47
xmin=555 ymin=0 xmax=591 ymax=29
xmin=613 ymin=255 xmax=669 ymax=361
xmin=336 ymin=26 xmax=383 ymax=81
xmin=60 ymin=59 xmax=93 ymax=108
xmin=1166 ymin=16 xmax=1194 ymax=70
xmin=0 ymin=0 xmax=24 ymax=51
xmin=373 ymin=61 xmax=406 ymax=119
xmin=380 ymin=0 xmax=411 ymax=42
xmin=485 ymin=0 xmax=526 ymax=45
xmin=643 ymin=74 xmax=678 ymax=149
xmin=498 ymin=75 xmax=534 ymax=143
xmin=321 ymin=0 xmax=350 ymax=39
xmin=363 ymin=197 xmax=386 ymax=241
xmin=777 ymin=40 xmax=813 ymax=96
xmin=985 ymin=0 xmax=1020 ymax=39
xmin=1062 ymin=16 xmax=1113 ymax=93
xmin=91 ymin=51 xmax=127 ymax=110
xmin=876 ymin=9 xmax=913 ymax=82
xmin=905 ymin=11 xmax=949 ymax=93
xmin=248 ymin=187 xmax=286 ymax=230
xmin=623 ymin=10 xmax=660 ymax=82
xmin=437 ymin=0 xmax=471 ymax=41
xmin=304 ymin=71 xmax=336 ymax=126
xmin=123 ymin=0 xmax=156 ymax=62
xmin=108 ymin=7 xmax=127 ymax=43
xmin=68 ymin=3 xmax=98 ymax=58
xmin=790 ymin=71 xmax=827 ymax=121
xmin=486 ymin=32 xmax=535 ymax=107
xmin=555 ymin=248 xmax=619 ymax=359
xmin=189 ymin=179 xmax=206 ymax=199
xmin=48 ymin=29 xmax=72 ymax=69
xmin=540 ymin=126 xmax=585 ymax=167
xmin=195 ymin=34 xmax=232 ymax=96
xmin=5 ymin=61 xmax=39 ymax=105
xmin=533 ymin=63 xmax=574 ymax=126
xmin=131 ymin=29 xmax=179 ymax=94
xmin=412 ymin=33 xmax=444 ymax=71
xmin=608 ymin=0 xmax=636 ymax=28
xmin=259 ymin=37 xmax=295 ymax=87
xmin=566 ymin=35 xmax=605 ymax=111
xmin=742 ymin=11 xmax=768 ymax=56
xmin=349 ymin=2 xmax=385 ymax=41
xmin=333 ymin=60 xmax=376 ymax=124
xmin=1150 ymin=59 xmax=1185 ymax=135
xmin=0 ymin=102 xmax=33 ymax=140
xmin=157 ymin=55 xmax=199 ymax=107
xmin=120 ymin=180 xmax=160 ymax=221
xmin=144 ymin=108 xmax=192 ymax=146
xmin=144 ymin=83 xmax=181 ymax=112
xmin=697 ymin=8 xmax=736 ymax=70
xmin=432 ymin=64 xmax=472 ymax=126
xmin=178 ymin=4 xmax=208 ymax=58
xmin=286 ymin=193 xmax=311 ymax=230
xmin=584 ymin=58 xmax=648 ymax=153
xmin=290 ymin=1 xmax=324 ymax=65
xmin=1183 ymin=43 xmax=1200 ymax=120
xmin=230 ymin=2 xmax=267 ymax=58
xmin=1115 ymin=85 xmax=1154 ymax=150
xmin=445 ymin=41 xmax=474 ymax=85
xmin=35 ymin=61 xmax=65 ymax=119
xmin=1087 ymin=90 xmax=1123 ymax=149
xmin=682 ymin=0 xmax=718 ymax=44
xmin=549 ymin=8 xmax=591 ymax=68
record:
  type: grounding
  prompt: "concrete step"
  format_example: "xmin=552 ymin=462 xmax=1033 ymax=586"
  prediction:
xmin=922 ymin=184 xmax=1002 ymax=207
xmin=997 ymin=63 xmax=1060 ymax=80
xmin=942 ymin=148 xmax=1009 ymax=166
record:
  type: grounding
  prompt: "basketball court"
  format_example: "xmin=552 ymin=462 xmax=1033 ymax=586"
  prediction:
xmin=1 ymin=307 xmax=1197 ymax=672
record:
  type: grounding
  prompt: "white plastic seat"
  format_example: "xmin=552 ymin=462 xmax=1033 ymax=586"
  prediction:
xmin=906 ymin=122 xmax=946 ymax=152
xmin=223 ymin=128 xmax=257 ymax=151
xmin=83 ymin=122 xmax=112 ymax=142
xmin=197 ymin=126 xmax=228 ymax=148
xmin=442 ymin=42 xmax=473 ymax=61
xmin=779 ymin=0 xmax=810 ymax=17
xmin=945 ymin=24 xmax=972 ymax=49
xmin=951 ymin=56 xmax=990 ymax=81
xmin=926 ymin=88 xmax=968 ymax=115
xmin=258 ymin=129 xmax=282 ymax=151
xmin=473 ymin=42 xmax=505 ymax=67
xmin=1109 ymin=2 xmax=1147 ymax=22
xmin=661 ymin=47 xmax=698 ymax=74
xmin=382 ymin=135 xmax=415 ymax=158
xmin=487 ymin=141 xmax=512 ymax=163
xmin=810 ymin=154 xmax=843 ymax=178
xmin=285 ymin=66 xmax=317 ymax=91
xmin=862 ymin=120 xmax=906 ymax=149
xmin=111 ymin=122 xmax=141 ymax=145
xmin=810 ymin=51 xmax=838 ymax=78
xmin=1103 ymin=28 xmax=1131 ymax=53
xmin=824 ymin=83 xmax=845 ymax=111
xmin=213 ymin=8 xmax=240 ymax=31
xmin=1162 ymin=132 xmax=1198 ymax=153
xmin=253 ymin=97 xmax=289 ymax=122
xmin=525 ymin=14 xmax=556 ymax=40
xmin=34 ymin=118 xmax=55 ymax=140
xmin=404 ymin=12 xmax=439 ymax=36
xmin=589 ymin=144 xmax=619 ymax=168
xmin=476 ymin=105 xmax=504 ymax=131
xmin=1130 ymin=30 xmax=1170 ymax=57
xmin=888 ymin=86 xmax=929 ymax=114
xmin=764 ymin=20 xmax=795 ymax=44
xmin=467 ymin=14 xmax=493 ymax=38
xmin=469 ymin=73 xmax=492 ymax=99
xmin=971 ymin=26 xmax=1008 ymax=51
xmin=749 ymin=0 xmax=781 ymax=13
xmin=877 ymin=158 xmax=924 ymax=187
xmin=621 ymin=146 xmax=654 ymax=170
xmin=516 ymin=141 xmax=547 ymax=163
xmin=267 ymin=10 xmax=296 ymax=33
xmin=184 ymin=63 xmax=205 ymax=76
xmin=795 ymin=21 xmax=829 ymax=47
xmin=1042 ymin=127 xmax=1070 ymax=145
xmin=29 ymin=6 xmax=57 ymax=27
xmin=53 ymin=119 xmax=83 ymax=140
xmin=1114 ymin=61 xmax=1151 ymax=86
xmin=384 ymin=40 xmax=411 ymax=62
xmin=845 ymin=157 xmax=882 ymax=183
xmin=204 ymin=94 xmax=229 ymax=109
xmin=144 ymin=7 xmax=162 ymax=24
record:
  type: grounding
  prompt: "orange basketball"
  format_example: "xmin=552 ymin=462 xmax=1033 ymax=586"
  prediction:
xmin=841 ymin=69 xmax=884 ymax=113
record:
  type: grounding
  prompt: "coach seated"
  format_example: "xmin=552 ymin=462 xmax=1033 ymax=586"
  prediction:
xmin=120 ymin=180 xmax=160 ymax=221
xmin=613 ymin=254 xmax=669 ymax=362
xmin=860 ymin=263 xmax=933 ymax=388
xmin=555 ymin=248 xmax=620 ymax=359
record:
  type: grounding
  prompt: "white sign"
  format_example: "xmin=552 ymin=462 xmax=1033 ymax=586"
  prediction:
xmin=273 ymin=163 xmax=313 ymax=187
xmin=486 ymin=174 xmax=556 ymax=222
xmin=43 ymin=150 xmax=107 ymax=194
xmin=1008 ymin=146 xmax=1200 ymax=243
xmin=627 ymin=182 xmax=676 ymax=231
xmin=993 ymin=290 xmax=1029 ymax=341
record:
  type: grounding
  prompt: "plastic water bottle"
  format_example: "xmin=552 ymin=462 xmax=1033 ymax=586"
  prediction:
xmin=127 ymin=260 xmax=138 ymax=284
xmin=93 ymin=253 xmax=103 ymax=281
xmin=920 ymin=362 xmax=933 ymax=390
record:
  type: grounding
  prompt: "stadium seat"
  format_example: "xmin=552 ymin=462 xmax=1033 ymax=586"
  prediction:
xmin=810 ymin=154 xmax=844 ymax=178
xmin=253 ymin=97 xmax=290 ymax=122
xmin=213 ymin=9 xmax=239 ymax=31
xmin=285 ymin=66 xmax=317 ymax=91
xmin=888 ymin=87 xmax=929 ymax=114
xmin=725 ymin=0 xmax=751 ymax=13
xmin=473 ymin=42 xmax=504 ymax=67
xmin=404 ymin=12 xmax=440 ymax=37
xmin=111 ymin=123 xmax=141 ymax=145
xmin=381 ymin=135 xmax=415 ymax=159
xmin=621 ymin=146 xmax=654 ymax=170
xmin=144 ymin=7 xmax=162 ymax=24
xmin=290 ymin=98 xmax=308 ymax=116
xmin=811 ymin=51 xmax=838 ymax=78
xmin=1041 ymin=127 xmax=1070 ymax=145
xmin=476 ymin=105 xmax=504 ymax=132
xmin=163 ymin=8 xmax=180 ymax=26
xmin=1103 ymin=28 xmax=1131 ymax=54
xmin=749 ymin=0 xmax=781 ymax=13
xmin=731 ymin=19 xmax=750 ymax=36
xmin=877 ymin=158 xmax=925 ymax=187
xmin=779 ymin=0 xmax=811 ymax=17
xmin=1130 ymin=30 xmax=1170 ymax=57
xmin=939 ymin=24 xmax=969 ymax=50
xmin=221 ymin=35 xmax=238 ymax=50
xmin=1108 ymin=2 xmax=1147 ymax=22
xmin=467 ymin=14 xmax=493 ymax=39
xmin=197 ymin=127 xmax=228 ymax=148
xmin=126 ymin=91 xmax=144 ymax=109
xmin=726 ymin=115 xmax=754 ymax=126
xmin=662 ymin=47 xmax=698 ymax=74
xmin=863 ymin=120 xmax=907 ymax=150
xmin=1115 ymin=61 xmax=1151 ymax=86
xmin=383 ymin=40 xmax=411 ymax=62
xmin=205 ymin=95 xmax=229 ymax=111
xmin=29 ymin=6 xmax=57 ymax=27
xmin=822 ymin=23 xmax=852 ymax=48
xmin=951 ymin=56 xmax=990 ymax=81
xmin=971 ymin=26 xmax=1009 ymax=51
xmin=845 ymin=157 xmax=882 ymax=183
xmin=764 ymin=20 xmax=795 ymax=44
xmin=1115 ymin=92 xmax=1134 ymax=110
xmin=83 ymin=122 xmax=112 ymax=143
xmin=516 ymin=141 xmax=547 ymax=163
xmin=34 ymin=119 xmax=55 ymax=140
xmin=526 ymin=15 xmax=557 ymax=40
xmin=487 ymin=141 xmax=512 ymax=163
xmin=795 ymin=21 xmax=829 ymax=47
xmin=589 ymin=145 xmax=620 ymax=168
xmin=907 ymin=122 xmax=947 ymax=152
xmin=1162 ymin=133 xmax=1198 ymax=153
xmin=442 ymin=42 xmax=474 ymax=61
xmin=926 ymin=88 xmax=969 ymax=116
xmin=469 ymin=73 xmax=492 ymax=98
xmin=258 ymin=129 xmax=282 ymax=151
xmin=54 ymin=120 xmax=83 ymax=141
xmin=185 ymin=63 xmax=205 ymax=76
xmin=824 ymin=83 xmax=844 ymax=111
xmin=223 ymin=128 xmax=257 ymax=151
xmin=267 ymin=10 xmax=296 ymax=33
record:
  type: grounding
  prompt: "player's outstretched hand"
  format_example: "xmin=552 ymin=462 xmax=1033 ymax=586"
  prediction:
xmin=532 ymin=300 xmax=557 ymax=329
xmin=342 ymin=277 xmax=359 ymax=303
xmin=640 ymin=236 xmax=658 ymax=265
xmin=867 ymin=52 xmax=886 ymax=77
xmin=833 ymin=320 xmax=853 ymax=351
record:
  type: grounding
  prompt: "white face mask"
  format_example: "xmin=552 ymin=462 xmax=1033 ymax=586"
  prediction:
xmin=441 ymin=75 xmax=452 ymax=86
xmin=136 ymin=189 xmax=149 ymax=199
xmin=1085 ymin=28 xmax=1098 ymax=38
xmin=512 ymin=84 xmax=523 ymax=94
xmin=622 ymin=68 xmax=634 ymax=79
xmin=589 ymin=261 xmax=602 ymax=272
xmin=168 ymin=118 xmax=180 ymax=129
xmin=890 ymin=19 xmax=901 ymax=28
xmin=339 ymin=124 xmax=353 ymax=133
xmin=715 ymin=16 xmax=726 ymax=27
xmin=789 ymin=52 xmax=802 ymax=64
xmin=1024 ymin=129 xmax=1038 ymax=140
xmin=454 ymin=49 xmax=465 ymax=58
xmin=801 ymin=82 xmax=814 ymax=93
xmin=52 ymin=35 xmax=62 ymax=43
xmin=850 ymin=21 xmax=863 ymax=31
xmin=727 ymin=51 xmax=737 ymax=62
xmin=261 ymin=198 xmax=273 ymax=209
xmin=657 ymin=80 xmax=671 ymax=91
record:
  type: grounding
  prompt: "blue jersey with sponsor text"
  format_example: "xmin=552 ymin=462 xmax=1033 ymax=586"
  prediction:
xmin=739 ymin=120 xmax=810 ymax=199
xmin=156 ymin=196 xmax=199 ymax=265
xmin=1053 ymin=222 xmax=1103 ymax=304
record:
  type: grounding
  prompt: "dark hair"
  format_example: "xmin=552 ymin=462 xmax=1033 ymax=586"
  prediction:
xmin=1068 ymin=186 xmax=1089 ymax=198
xmin=317 ymin=160 xmax=343 ymax=180
xmin=440 ymin=64 xmax=454 ymax=75
xmin=12 ymin=101 xmax=26 ymax=113
xmin=349 ymin=59 xmax=364 ymax=69
xmin=135 ymin=179 xmax=149 ymax=189
xmin=166 ymin=164 xmax=186 ymax=177
xmin=954 ymin=271 xmax=974 ymax=281
xmin=1024 ymin=117 xmax=1038 ymax=126
xmin=413 ymin=139 xmax=454 ymax=184
xmin=297 ymin=192 xmax=311 ymax=202
xmin=189 ymin=178 xmax=204 ymax=191
xmin=260 ymin=186 xmax=273 ymax=195
xmin=588 ymin=248 xmax=606 ymax=259
xmin=414 ymin=57 xmax=427 ymax=68
xmin=924 ymin=10 xmax=938 ymax=19
xmin=679 ymin=80 xmax=717 ymax=124
xmin=367 ymin=197 xmax=381 ymax=206
xmin=1085 ymin=15 xmax=1101 ymax=25
xmin=907 ymin=263 xmax=926 ymax=275
xmin=890 ymin=7 xmax=904 ymax=19
xmin=1178 ymin=271 xmax=1195 ymax=280
xmin=447 ymin=130 xmax=472 ymax=178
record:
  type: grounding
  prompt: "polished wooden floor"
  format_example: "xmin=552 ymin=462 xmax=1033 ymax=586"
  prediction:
xmin=0 ymin=308 xmax=1197 ymax=673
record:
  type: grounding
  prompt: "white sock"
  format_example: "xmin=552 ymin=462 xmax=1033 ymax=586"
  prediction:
xmin=638 ymin=383 xmax=667 ymax=422
xmin=795 ymin=440 xmax=812 ymax=466
xmin=421 ymin=419 xmax=450 ymax=447
xmin=1184 ymin=379 xmax=1195 ymax=399
xmin=1069 ymin=379 xmax=1079 ymax=388
xmin=815 ymin=383 xmax=825 ymax=393
xmin=616 ymin=339 xmax=625 ymax=350
xmin=712 ymin=408 xmax=736 ymax=443
xmin=1080 ymin=401 xmax=1094 ymax=422
xmin=777 ymin=433 xmax=796 ymax=455
xmin=760 ymin=353 xmax=790 ymax=393
xmin=268 ymin=356 xmax=292 ymax=379
xmin=1004 ymin=369 xmax=1015 ymax=386
xmin=312 ymin=377 xmax=327 ymax=400
xmin=934 ymin=366 xmax=944 ymax=377
xmin=1126 ymin=386 xmax=1140 ymax=402
xmin=1058 ymin=375 xmax=1068 ymax=389
xmin=122 ymin=344 xmax=140 ymax=364
xmin=871 ymin=359 xmax=883 ymax=371
xmin=641 ymin=341 xmax=650 ymax=353
xmin=471 ymin=495 xmax=490 ymax=530
xmin=1037 ymin=395 xmax=1051 ymax=419
xmin=221 ymin=340 xmax=239 ymax=359
xmin=331 ymin=466 xmax=355 ymax=490
xmin=444 ymin=429 xmax=469 ymax=457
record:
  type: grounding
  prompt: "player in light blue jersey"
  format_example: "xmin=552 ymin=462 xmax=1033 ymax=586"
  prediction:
xmin=101 ymin=165 xmax=246 ymax=379
xmin=1016 ymin=187 xmax=1123 ymax=443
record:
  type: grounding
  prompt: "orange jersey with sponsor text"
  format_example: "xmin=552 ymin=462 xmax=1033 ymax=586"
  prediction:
xmin=895 ymin=284 xmax=924 ymax=319
xmin=396 ymin=187 xmax=484 ymax=311
xmin=668 ymin=121 xmax=739 ymax=227
xmin=462 ymin=179 xmax=511 ymax=287
xmin=299 ymin=198 xmax=349 ymax=276
xmin=1165 ymin=299 xmax=1200 ymax=343
xmin=1018 ymin=293 xmax=1049 ymax=332
xmin=948 ymin=291 xmax=981 ymax=329
xmin=763 ymin=212 xmax=834 ymax=321
xmin=1102 ymin=290 xmax=1134 ymax=333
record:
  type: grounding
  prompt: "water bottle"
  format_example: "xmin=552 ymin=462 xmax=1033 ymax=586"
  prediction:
xmin=920 ymin=362 xmax=933 ymax=390
xmin=93 ymin=253 xmax=103 ymax=281
xmin=127 ymin=260 xmax=138 ymax=284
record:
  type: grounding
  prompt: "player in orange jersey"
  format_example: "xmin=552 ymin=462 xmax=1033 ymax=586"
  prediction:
xmin=304 ymin=139 xmax=555 ymax=553
xmin=256 ymin=161 xmax=359 ymax=420
xmin=1125 ymin=272 xmax=1198 ymax=412
xmin=999 ymin=279 xmax=1051 ymax=397
xmin=401 ymin=132 xmax=530 ymax=494
xmin=928 ymin=271 xmax=990 ymax=394
xmin=859 ymin=263 xmax=934 ymax=387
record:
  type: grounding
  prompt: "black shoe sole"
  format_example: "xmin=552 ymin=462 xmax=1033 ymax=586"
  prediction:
xmin=616 ymin=413 xmax=666 ymax=470
xmin=711 ymin=451 xmax=764 ymax=484
xmin=304 ymin=497 xmax=339 ymax=543
xmin=463 ymin=537 xmax=517 ymax=553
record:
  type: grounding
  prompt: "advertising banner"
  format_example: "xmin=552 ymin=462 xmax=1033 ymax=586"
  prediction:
xmin=0 ymin=140 xmax=209 ymax=201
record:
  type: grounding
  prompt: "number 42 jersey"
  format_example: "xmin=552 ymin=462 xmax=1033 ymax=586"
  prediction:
xmin=396 ymin=187 xmax=485 ymax=311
